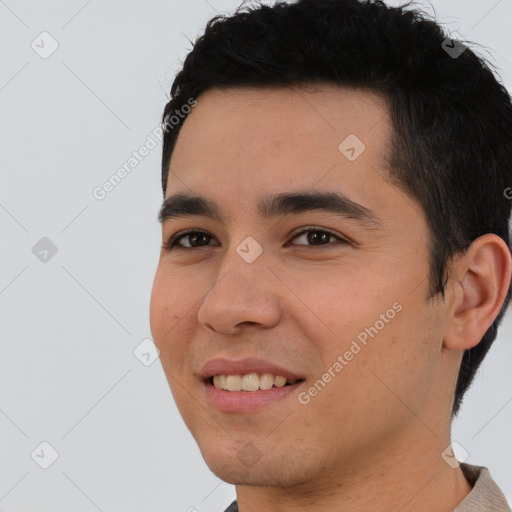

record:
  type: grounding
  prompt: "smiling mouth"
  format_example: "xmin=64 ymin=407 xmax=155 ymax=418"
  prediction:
xmin=209 ymin=373 xmax=304 ymax=392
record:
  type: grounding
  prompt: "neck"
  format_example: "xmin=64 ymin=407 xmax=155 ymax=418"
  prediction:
xmin=234 ymin=423 xmax=473 ymax=512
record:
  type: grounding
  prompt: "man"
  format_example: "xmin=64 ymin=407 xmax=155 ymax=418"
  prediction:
xmin=149 ymin=0 xmax=512 ymax=510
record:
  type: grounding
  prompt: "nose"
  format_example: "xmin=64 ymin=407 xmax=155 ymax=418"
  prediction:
xmin=197 ymin=261 xmax=282 ymax=335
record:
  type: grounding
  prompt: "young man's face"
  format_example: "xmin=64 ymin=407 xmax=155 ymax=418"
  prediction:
xmin=150 ymin=86 xmax=456 ymax=487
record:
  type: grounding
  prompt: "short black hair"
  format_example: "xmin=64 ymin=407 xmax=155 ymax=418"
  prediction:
xmin=160 ymin=0 xmax=512 ymax=417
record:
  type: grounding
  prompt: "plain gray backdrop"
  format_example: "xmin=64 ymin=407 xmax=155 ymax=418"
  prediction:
xmin=0 ymin=0 xmax=511 ymax=510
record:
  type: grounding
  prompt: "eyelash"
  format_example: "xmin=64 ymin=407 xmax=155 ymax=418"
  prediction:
xmin=163 ymin=227 xmax=350 ymax=251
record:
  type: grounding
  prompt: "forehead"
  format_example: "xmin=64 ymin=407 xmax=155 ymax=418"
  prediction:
xmin=166 ymin=85 xmax=392 ymax=219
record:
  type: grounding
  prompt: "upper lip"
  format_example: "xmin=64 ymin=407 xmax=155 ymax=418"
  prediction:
xmin=200 ymin=357 xmax=305 ymax=382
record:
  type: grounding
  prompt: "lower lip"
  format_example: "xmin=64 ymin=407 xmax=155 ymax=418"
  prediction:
xmin=204 ymin=380 xmax=304 ymax=413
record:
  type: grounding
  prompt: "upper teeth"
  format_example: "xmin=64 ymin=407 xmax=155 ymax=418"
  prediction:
xmin=213 ymin=373 xmax=295 ymax=391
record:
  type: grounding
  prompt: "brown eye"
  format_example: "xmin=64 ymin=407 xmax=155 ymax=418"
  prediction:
xmin=164 ymin=230 xmax=218 ymax=250
xmin=290 ymin=228 xmax=348 ymax=247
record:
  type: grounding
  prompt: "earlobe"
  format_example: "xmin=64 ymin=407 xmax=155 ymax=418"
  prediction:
xmin=443 ymin=234 xmax=511 ymax=351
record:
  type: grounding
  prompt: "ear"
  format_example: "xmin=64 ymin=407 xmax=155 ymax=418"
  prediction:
xmin=443 ymin=234 xmax=511 ymax=351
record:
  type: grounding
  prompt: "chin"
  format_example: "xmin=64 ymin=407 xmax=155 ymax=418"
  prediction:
xmin=198 ymin=439 xmax=317 ymax=487
xmin=197 ymin=439 xmax=265 ymax=483
xmin=204 ymin=458 xmax=294 ymax=486
xmin=206 ymin=461 xmax=272 ymax=486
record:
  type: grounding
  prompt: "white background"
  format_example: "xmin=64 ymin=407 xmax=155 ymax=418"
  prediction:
xmin=0 ymin=1 xmax=511 ymax=510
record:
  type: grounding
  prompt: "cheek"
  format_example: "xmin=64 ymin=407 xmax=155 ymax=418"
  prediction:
xmin=149 ymin=265 xmax=194 ymax=358
xmin=149 ymin=269 xmax=201 ymax=422
xmin=339 ymin=301 xmax=443 ymax=421
xmin=284 ymin=266 xmax=389 ymax=349
xmin=289 ymin=266 xmax=438 ymax=400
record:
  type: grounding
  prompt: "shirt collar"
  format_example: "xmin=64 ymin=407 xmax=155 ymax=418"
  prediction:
xmin=453 ymin=463 xmax=511 ymax=511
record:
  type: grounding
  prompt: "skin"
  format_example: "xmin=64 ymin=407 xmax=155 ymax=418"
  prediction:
xmin=149 ymin=85 xmax=511 ymax=512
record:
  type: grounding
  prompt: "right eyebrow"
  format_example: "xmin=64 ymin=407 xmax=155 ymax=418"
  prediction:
xmin=158 ymin=193 xmax=223 ymax=223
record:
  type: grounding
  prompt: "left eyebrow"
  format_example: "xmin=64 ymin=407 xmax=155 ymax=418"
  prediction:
xmin=158 ymin=190 xmax=382 ymax=227
xmin=258 ymin=191 xmax=382 ymax=227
